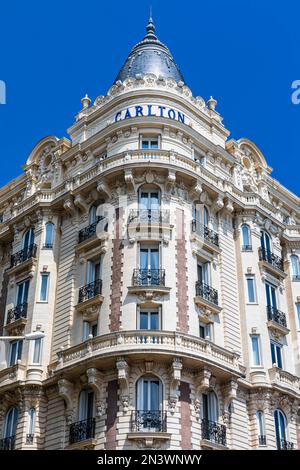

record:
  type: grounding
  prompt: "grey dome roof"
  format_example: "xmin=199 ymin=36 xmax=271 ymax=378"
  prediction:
xmin=114 ymin=16 xmax=185 ymax=84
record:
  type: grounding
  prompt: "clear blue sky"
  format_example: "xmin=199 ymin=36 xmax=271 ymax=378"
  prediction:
xmin=0 ymin=0 xmax=299 ymax=196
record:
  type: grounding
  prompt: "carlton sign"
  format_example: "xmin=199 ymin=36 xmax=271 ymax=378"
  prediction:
xmin=114 ymin=104 xmax=188 ymax=124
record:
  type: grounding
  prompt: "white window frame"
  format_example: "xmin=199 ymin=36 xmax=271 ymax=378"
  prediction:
xmin=39 ymin=272 xmax=49 ymax=302
xmin=199 ymin=322 xmax=213 ymax=341
xmin=137 ymin=306 xmax=161 ymax=330
xmin=8 ymin=339 xmax=23 ymax=367
xmin=246 ymin=275 xmax=257 ymax=304
xmin=31 ymin=338 xmax=43 ymax=365
xmin=250 ymin=335 xmax=262 ymax=366
xmin=140 ymin=134 xmax=160 ymax=149
xmin=270 ymin=341 xmax=283 ymax=369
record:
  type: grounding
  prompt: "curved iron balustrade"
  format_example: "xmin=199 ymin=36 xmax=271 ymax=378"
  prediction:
xmin=69 ymin=418 xmax=96 ymax=444
xmin=267 ymin=305 xmax=287 ymax=328
xmin=0 ymin=435 xmax=15 ymax=450
xmin=10 ymin=244 xmax=37 ymax=268
xmin=7 ymin=302 xmax=28 ymax=324
xmin=128 ymin=209 xmax=170 ymax=224
xmin=277 ymin=438 xmax=294 ymax=450
xmin=259 ymin=248 xmax=284 ymax=272
xmin=195 ymin=281 xmax=219 ymax=306
xmin=201 ymin=418 xmax=226 ymax=446
xmin=192 ymin=220 xmax=219 ymax=247
xmin=131 ymin=410 xmax=167 ymax=432
xmin=78 ymin=279 xmax=102 ymax=303
xmin=132 ymin=269 xmax=165 ymax=286
xmin=78 ymin=216 xmax=105 ymax=244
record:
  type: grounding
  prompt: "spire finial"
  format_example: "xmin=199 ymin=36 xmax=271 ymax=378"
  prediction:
xmin=145 ymin=8 xmax=157 ymax=40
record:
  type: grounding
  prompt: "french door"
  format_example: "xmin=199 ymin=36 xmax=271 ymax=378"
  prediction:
xmin=140 ymin=246 xmax=160 ymax=285
xmin=202 ymin=392 xmax=218 ymax=423
xmin=261 ymin=231 xmax=271 ymax=254
xmin=137 ymin=377 xmax=163 ymax=431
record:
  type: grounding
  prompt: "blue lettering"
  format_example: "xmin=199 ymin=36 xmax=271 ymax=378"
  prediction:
xmin=168 ymin=108 xmax=176 ymax=120
xmin=158 ymin=106 xmax=166 ymax=117
xmin=115 ymin=111 xmax=122 ymax=122
xmin=135 ymin=105 xmax=144 ymax=117
xmin=147 ymin=104 xmax=156 ymax=116
xmin=177 ymin=111 xmax=185 ymax=124
xmin=124 ymin=108 xmax=132 ymax=119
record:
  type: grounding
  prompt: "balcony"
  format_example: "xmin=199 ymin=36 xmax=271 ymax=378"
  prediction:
xmin=258 ymin=248 xmax=285 ymax=278
xmin=6 ymin=302 xmax=28 ymax=325
xmin=268 ymin=366 xmax=300 ymax=394
xmin=69 ymin=418 xmax=96 ymax=449
xmin=258 ymin=435 xmax=267 ymax=446
xmin=277 ymin=438 xmax=294 ymax=450
xmin=76 ymin=279 xmax=103 ymax=315
xmin=191 ymin=220 xmax=220 ymax=252
xmin=194 ymin=281 xmax=222 ymax=316
xmin=8 ymin=244 xmax=37 ymax=276
xmin=129 ymin=209 xmax=170 ymax=224
xmin=128 ymin=410 xmax=170 ymax=447
xmin=128 ymin=209 xmax=172 ymax=242
xmin=201 ymin=418 xmax=227 ymax=449
xmin=78 ymin=216 xmax=104 ymax=244
xmin=0 ymin=436 xmax=15 ymax=450
xmin=266 ymin=305 xmax=289 ymax=336
xmin=128 ymin=269 xmax=170 ymax=300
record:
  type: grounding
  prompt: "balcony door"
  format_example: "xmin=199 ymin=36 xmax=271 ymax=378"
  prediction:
xmin=79 ymin=389 xmax=95 ymax=422
xmin=265 ymin=282 xmax=277 ymax=309
xmin=140 ymin=245 xmax=160 ymax=285
xmin=201 ymin=391 xmax=218 ymax=423
xmin=194 ymin=204 xmax=209 ymax=227
xmin=197 ymin=262 xmax=210 ymax=286
xmin=87 ymin=259 xmax=101 ymax=285
xmin=260 ymin=230 xmax=271 ymax=255
xmin=274 ymin=409 xmax=287 ymax=447
xmin=4 ymin=407 xmax=18 ymax=439
xmin=136 ymin=376 xmax=163 ymax=431
xmin=22 ymin=228 xmax=35 ymax=251
xmin=16 ymin=279 xmax=29 ymax=306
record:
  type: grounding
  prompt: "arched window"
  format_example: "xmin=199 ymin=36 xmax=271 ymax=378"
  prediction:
xmin=70 ymin=389 xmax=95 ymax=444
xmin=241 ymin=224 xmax=252 ymax=251
xmin=201 ymin=391 xmax=225 ymax=445
xmin=22 ymin=228 xmax=35 ymax=251
xmin=193 ymin=204 xmax=210 ymax=227
xmin=79 ymin=389 xmax=95 ymax=422
xmin=27 ymin=408 xmax=36 ymax=444
xmin=291 ymin=255 xmax=300 ymax=280
xmin=136 ymin=376 xmax=163 ymax=431
xmin=44 ymin=222 xmax=54 ymax=249
xmin=256 ymin=411 xmax=266 ymax=445
xmin=4 ymin=407 xmax=18 ymax=440
xmin=201 ymin=391 xmax=218 ymax=423
xmin=274 ymin=409 xmax=287 ymax=449
xmin=138 ymin=186 xmax=160 ymax=222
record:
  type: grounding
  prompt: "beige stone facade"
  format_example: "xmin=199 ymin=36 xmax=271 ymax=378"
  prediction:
xmin=0 ymin=19 xmax=300 ymax=451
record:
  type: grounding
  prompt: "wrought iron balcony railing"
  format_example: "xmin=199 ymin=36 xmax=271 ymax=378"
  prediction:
xmin=78 ymin=216 xmax=104 ymax=244
xmin=0 ymin=436 xmax=15 ymax=450
xmin=10 ymin=244 xmax=37 ymax=268
xmin=69 ymin=418 xmax=96 ymax=444
xmin=195 ymin=281 xmax=219 ymax=306
xmin=277 ymin=438 xmax=294 ymax=450
xmin=132 ymin=269 xmax=165 ymax=287
xmin=78 ymin=279 xmax=102 ymax=303
xmin=192 ymin=220 xmax=219 ymax=247
xmin=201 ymin=418 xmax=226 ymax=446
xmin=267 ymin=305 xmax=287 ymax=329
xmin=128 ymin=209 xmax=170 ymax=224
xmin=7 ymin=302 xmax=28 ymax=324
xmin=131 ymin=410 xmax=167 ymax=432
xmin=259 ymin=248 xmax=284 ymax=272
xmin=26 ymin=434 xmax=34 ymax=444
xmin=258 ymin=435 xmax=267 ymax=446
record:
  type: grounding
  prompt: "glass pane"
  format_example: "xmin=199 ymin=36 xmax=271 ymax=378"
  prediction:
xmin=276 ymin=345 xmax=282 ymax=369
xmin=150 ymin=140 xmax=158 ymax=149
xmin=242 ymin=225 xmax=250 ymax=246
xmin=40 ymin=274 xmax=49 ymax=301
xmin=89 ymin=205 xmax=97 ymax=224
xmin=202 ymin=394 xmax=208 ymax=420
xmin=278 ymin=411 xmax=286 ymax=439
xmin=23 ymin=280 xmax=29 ymax=303
xmin=83 ymin=321 xmax=90 ymax=341
xmin=208 ymin=392 xmax=218 ymax=422
xmin=45 ymin=223 xmax=54 ymax=245
xmin=270 ymin=343 xmax=276 ymax=365
xmin=9 ymin=342 xmax=17 ymax=366
xmin=247 ymin=278 xmax=255 ymax=302
xmin=251 ymin=336 xmax=260 ymax=365
xmin=33 ymin=338 xmax=41 ymax=364
xmin=91 ymin=323 xmax=98 ymax=337
xmin=28 ymin=409 xmax=36 ymax=435
xmin=297 ymin=304 xmax=300 ymax=329
xmin=199 ymin=325 xmax=205 ymax=338
xmin=17 ymin=340 xmax=23 ymax=361
xmin=271 ymin=286 xmax=277 ymax=308
xmin=142 ymin=141 xmax=149 ymax=149
xmin=143 ymin=381 xmax=148 ymax=410
xmin=150 ymin=381 xmax=159 ymax=411
xmin=150 ymin=312 xmax=159 ymax=330
xmin=257 ymin=412 xmax=264 ymax=435
xmin=139 ymin=312 xmax=148 ymax=329
xmin=17 ymin=283 xmax=24 ymax=305
xmin=204 ymin=206 xmax=209 ymax=226
xmin=150 ymin=249 xmax=159 ymax=270
xmin=197 ymin=265 xmax=203 ymax=282
xmin=150 ymin=192 xmax=159 ymax=209
xmin=87 ymin=391 xmax=94 ymax=420
xmin=203 ymin=263 xmax=209 ymax=285
xmin=265 ymin=283 xmax=271 ymax=306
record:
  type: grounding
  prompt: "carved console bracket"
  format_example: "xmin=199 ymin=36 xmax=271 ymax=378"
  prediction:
xmin=97 ymin=180 xmax=111 ymax=199
xmin=74 ymin=194 xmax=88 ymax=212
xmin=86 ymin=368 xmax=105 ymax=416
xmin=116 ymin=357 xmax=130 ymax=413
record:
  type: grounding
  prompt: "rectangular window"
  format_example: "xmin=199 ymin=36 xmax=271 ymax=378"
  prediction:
xmin=199 ymin=322 xmax=212 ymax=340
xmin=141 ymin=137 xmax=159 ymax=149
xmin=32 ymin=338 xmax=42 ymax=364
xmin=296 ymin=304 xmax=300 ymax=329
xmin=17 ymin=279 xmax=29 ymax=305
xmin=265 ymin=282 xmax=277 ymax=308
xmin=83 ymin=321 xmax=98 ymax=341
xmin=270 ymin=341 xmax=283 ymax=369
xmin=9 ymin=340 xmax=23 ymax=367
xmin=246 ymin=277 xmax=256 ymax=303
xmin=251 ymin=335 xmax=261 ymax=365
xmin=39 ymin=273 xmax=49 ymax=302
xmin=139 ymin=309 xmax=160 ymax=330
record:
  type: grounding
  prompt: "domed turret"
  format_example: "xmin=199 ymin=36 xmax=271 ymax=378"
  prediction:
xmin=114 ymin=15 xmax=185 ymax=84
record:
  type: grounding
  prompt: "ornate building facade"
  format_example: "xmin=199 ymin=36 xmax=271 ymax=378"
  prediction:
xmin=0 ymin=17 xmax=299 ymax=450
